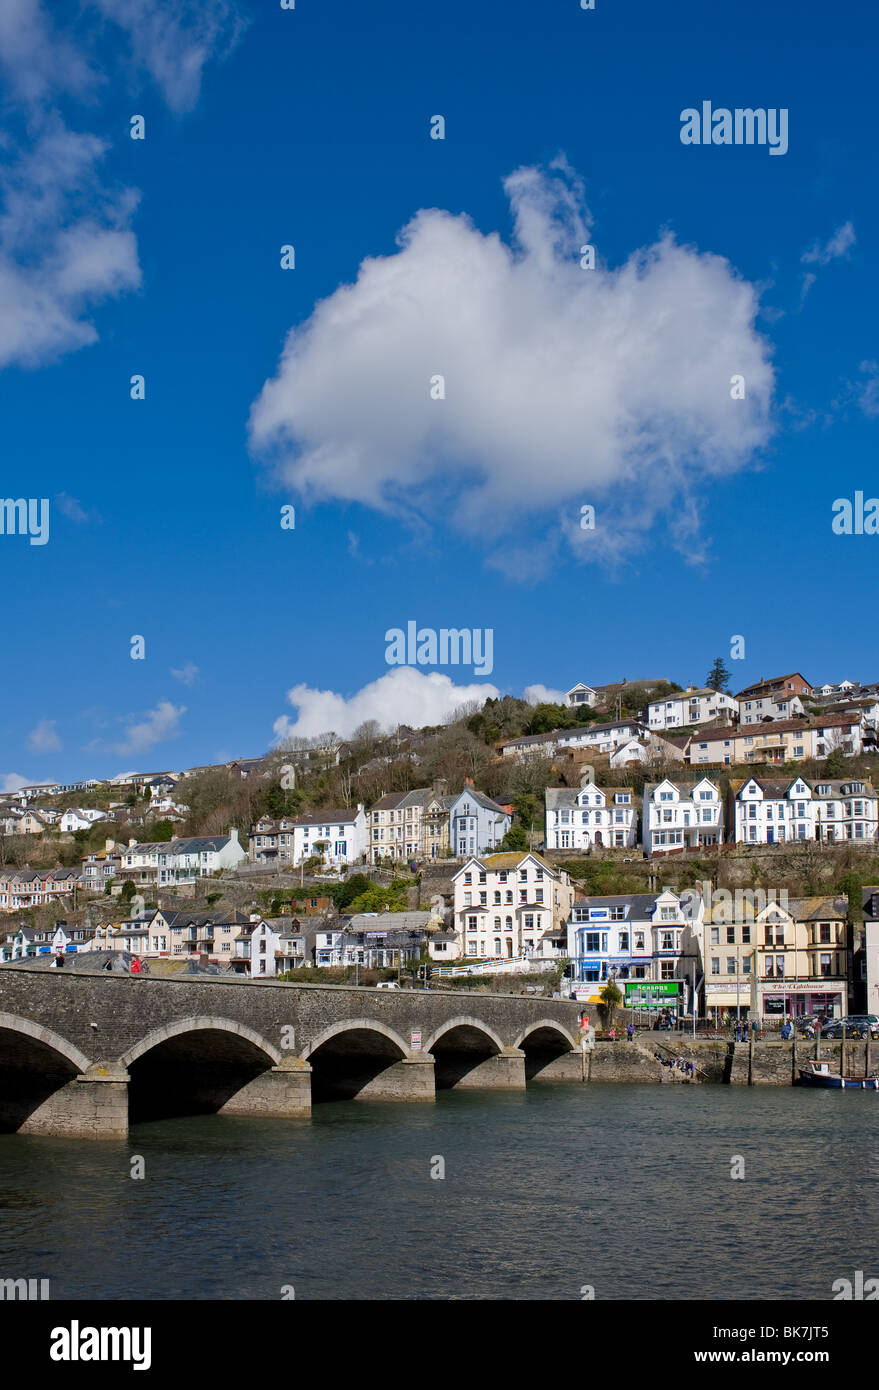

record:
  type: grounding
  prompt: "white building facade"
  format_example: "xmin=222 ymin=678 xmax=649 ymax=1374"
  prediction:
xmin=545 ymin=783 xmax=638 ymax=850
xmin=642 ymin=778 xmax=723 ymax=855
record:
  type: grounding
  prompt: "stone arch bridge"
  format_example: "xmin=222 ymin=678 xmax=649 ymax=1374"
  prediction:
xmin=0 ymin=967 xmax=585 ymax=1138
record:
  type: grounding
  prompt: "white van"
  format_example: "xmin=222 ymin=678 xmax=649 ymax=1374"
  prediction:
xmin=376 ymin=981 xmax=400 ymax=991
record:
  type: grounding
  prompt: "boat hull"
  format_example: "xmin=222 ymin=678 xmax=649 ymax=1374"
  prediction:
xmin=798 ymin=1068 xmax=879 ymax=1090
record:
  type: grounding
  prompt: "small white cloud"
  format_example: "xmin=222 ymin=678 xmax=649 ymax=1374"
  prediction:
xmin=0 ymin=772 xmax=36 ymax=792
xmin=170 ymin=661 xmax=199 ymax=686
xmin=27 ymin=718 xmax=61 ymax=752
xmin=112 ymin=700 xmax=186 ymax=756
xmin=272 ymin=668 xmax=500 ymax=743
xmin=801 ymin=221 xmax=856 ymax=266
xmin=523 ymin=684 xmax=568 ymax=706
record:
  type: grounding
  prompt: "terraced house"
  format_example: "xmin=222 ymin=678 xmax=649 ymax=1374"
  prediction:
xmin=249 ymin=806 xmax=367 ymax=867
xmin=749 ymin=896 xmax=849 ymax=1021
xmin=545 ymin=781 xmax=638 ymax=850
xmin=729 ymin=776 xmax=879 ymax=844
xmin=120 ymin=828 xmax=246 ymax=887
xmin=452 ymin=852 xmax=574 ymax=961
xmin=566 ymin=889 xmax=703 ymax=1009
xmin=0 ymin=867 xmax=77 ymax=911
xmin=367 ymin=784 xmax=455 ymax=863
xmin=642 ymin=778 xmax=723 ymax=855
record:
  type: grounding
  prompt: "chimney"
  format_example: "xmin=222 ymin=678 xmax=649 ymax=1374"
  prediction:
xmin=129 ymin=838 xmax=136 ymax=847
xmin=105 ymin=838 xmax=115 ymax=851
xmin=464 ymin=777 xmax=474 ymax=787
xmin=229 ymin=826 xmax=239 ymax=843
xmin=432 ymin=778 xmax=448 ymax=796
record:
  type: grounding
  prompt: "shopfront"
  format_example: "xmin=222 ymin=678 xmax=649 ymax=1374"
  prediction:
xmin=760 ymin=983 xmax=845 ymax=1019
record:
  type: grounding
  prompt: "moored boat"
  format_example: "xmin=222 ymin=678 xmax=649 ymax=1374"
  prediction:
xmin=798 ymin=1060 xmax=879 ymax=1090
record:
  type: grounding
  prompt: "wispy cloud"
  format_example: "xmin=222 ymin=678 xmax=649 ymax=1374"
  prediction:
xmin=111 ymin=700 xmax=186 ymax=756
xmin=0 ymin=772 xmax=38 ymax=792
xmin=27 ymin=718 xmax=61 ymax=752
xmin=799 ymin=221 xmax=856 ymax=304
xmin=523 ymin=684 xmax=567 ymax=705
xmin=170 ymin=661 xmax=199 ymax=686
xmin=0 ymin=0 xmax=243 ymax=372
xmin=55 ymin=491 xmax=101 ymax=524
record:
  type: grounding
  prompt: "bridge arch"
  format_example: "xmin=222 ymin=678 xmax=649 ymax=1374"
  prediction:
xmin=122 ymin=1016 xmax=283 ymax=1124
xmin=305 ymin=1018 xmax=422 ymax=1103
xmin=119 ymin=1016 xmax=282 ymax=1068
xmin=0 ymin=1012 xmax=95 ymax=1134
xmin=304 ymin=1018 xmax=411 ymax=1061
xmin=423 ymin=1016 xmax=506 ymax=1057
xmin=0 ymin=1012 xmax=92 ymax=1073
xmin=513 ymin=1019 xmax=578 ymax=1053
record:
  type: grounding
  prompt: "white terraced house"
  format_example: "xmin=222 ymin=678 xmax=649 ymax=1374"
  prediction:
xmin=545 ymin=783 xmax=638 ymax=850
xmin=452 ymin=852 xmax=574 ymax=961
xmin=730 ymin=776 xmax=879 ymax=845
xmin=249 ymin=806 xmax=367 ymax=867
xmin=642 ymin=778 xmax=723 ymax=855
xmin=648 ymin=687 xmax=737 ymax=731
xmin=121 ymin=828 xmax=246 ymax=886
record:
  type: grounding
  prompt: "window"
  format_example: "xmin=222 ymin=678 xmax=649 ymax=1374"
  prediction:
xmin=660 ymin=932 xmax=675 ymax=950
xmin=585 ymin=932 xmax=601 ymax=952
xmin=711 ymin=957 xmax=720 ymax=975
xmin=727 ymin=957 xmax=736 ymax=974
xmin=710 ymin=927 xmax=720 ymax=945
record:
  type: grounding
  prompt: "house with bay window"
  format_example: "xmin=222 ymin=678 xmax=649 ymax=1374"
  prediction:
xmin=566 ymin=889 xmax=703 ymax=1008
xmin=249 ymin=806 xmax=367 ymax=867
xmin=642 ymin=778 xmax=723 ymax=855
xmin=452 ymin=852 xmax=574 ymax=961
xmin=729 ymin=776 xmax=878 ymax=845
xmin=545 ymin=782 xmax=638 ymax=850
xmin=447 ymin=785 xmax=510 ymax=858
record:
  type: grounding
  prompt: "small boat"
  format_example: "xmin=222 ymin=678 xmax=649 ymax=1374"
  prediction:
xmin=798 ymin=1061 xmax=879 ymax=1090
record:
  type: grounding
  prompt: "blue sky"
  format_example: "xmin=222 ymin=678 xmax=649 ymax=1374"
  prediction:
xmin=1 ymin=0 xmax=878 ymax=784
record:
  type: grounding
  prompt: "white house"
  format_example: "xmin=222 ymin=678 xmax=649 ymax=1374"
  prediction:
xmin=730 ymin=776 xmax=878 ymax=845
xmin=566 ymin=683 xmax=598 ymax=708
xmin=249 ymin=806 xmax=367 ymax=867
xmin=737 ymin=692 xmax=805 ymax=725
xmin=545 ymin=782 xmax=638 ymax=850
xmin=648 ymin=687 xmax=737 ymax=731
xmin=59 ymin=808 xmax=108 ymax=833
xmin=452 ymin=852 xmax=574 ymax=961
xmin=121 ymin=828 xmax=246 ymax=886
xmin=447 ymin=786 xmax=510 ymax=858
xmin=609 ymin=734 xmax=687 ymax=769
xmin=642 ymin=778 xmax=723 ymax=855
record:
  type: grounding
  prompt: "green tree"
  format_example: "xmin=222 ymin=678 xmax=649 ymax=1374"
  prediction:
xmin=499 ymin=824 xmax=528 ymax=851
xmin=330 ymin=873 xmax=372 ymax=910
xmin=823 ymin=748 xmax=848 ymax=777
xmin=148 ymin=819 xmax=175 ymax=842
xmin=120 ymin=879 xmax=137 ymax=903
xmin=706 ymin=657 xmax=731 ymax=692
xmin=598 ymin=978 xmax=623 ymax=1030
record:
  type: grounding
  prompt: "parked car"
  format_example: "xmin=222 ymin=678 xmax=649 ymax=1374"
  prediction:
xmin=375 ymin=980 xmax=400 ymax=991
xmin=821 ymin=1020 xmax=869 ymax=1040
xmin=823 ymin=1014 xmax=879 ymax=1039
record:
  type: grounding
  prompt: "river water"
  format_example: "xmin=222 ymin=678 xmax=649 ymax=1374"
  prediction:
xmin=1 ymin=1083 xmax=875 ymax=1300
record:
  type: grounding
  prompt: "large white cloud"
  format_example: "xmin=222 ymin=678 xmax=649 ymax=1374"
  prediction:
xmin=272 ymin=668 xmax=500 ymax=743
xmin=249 ymin=158 xmax=774 ymax=560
